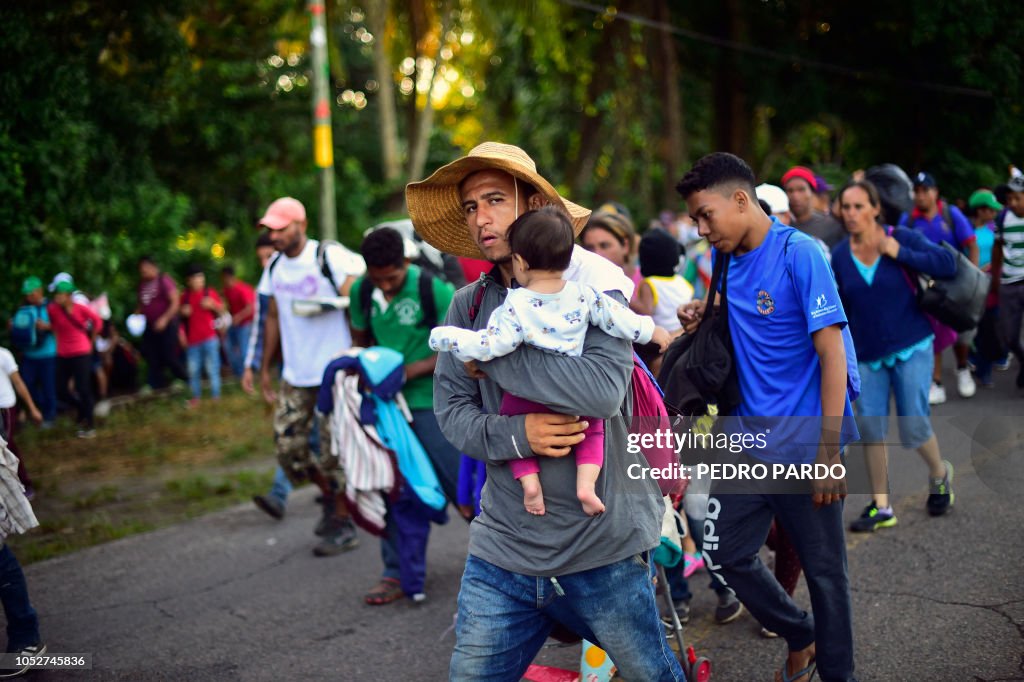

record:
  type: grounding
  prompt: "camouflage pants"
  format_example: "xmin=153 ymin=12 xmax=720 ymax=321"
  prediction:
xmin=274 ymin=381 xmax=342 ymax=486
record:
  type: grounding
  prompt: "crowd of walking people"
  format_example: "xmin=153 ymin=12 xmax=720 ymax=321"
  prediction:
xmin=4 ymin=141 xmax=1022 ymax=681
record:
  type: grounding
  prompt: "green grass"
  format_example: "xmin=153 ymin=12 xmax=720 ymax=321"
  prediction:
xmin=7 ymin=384 xmax=282 ymax=563
xmin=16 ymin=516 xmax=157 ymax=565
xmin=71 ymin=485 xmax=121 ymax=510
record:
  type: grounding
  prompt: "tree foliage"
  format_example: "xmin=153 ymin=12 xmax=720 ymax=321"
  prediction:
xmin=2 ymin=0 xmax=1021 ymax=322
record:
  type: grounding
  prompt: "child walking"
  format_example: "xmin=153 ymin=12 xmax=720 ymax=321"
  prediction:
xmin=430 ymin=206 xmax=669 ymax=516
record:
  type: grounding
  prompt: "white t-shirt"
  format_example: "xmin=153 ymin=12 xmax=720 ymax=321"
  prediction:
xmin=0 ymin=348 xmax=19 ymax=409
xmin=257 ymin=239 xmax=366 ymax=387
xmin=645 ymin=275 xmax=694 ymax=333
xmin=565 ymin=245 xmax=636 ymax=301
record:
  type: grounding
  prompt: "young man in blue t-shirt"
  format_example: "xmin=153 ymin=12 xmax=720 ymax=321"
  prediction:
xmin=676 ymin=153 xmax=857 ymax=682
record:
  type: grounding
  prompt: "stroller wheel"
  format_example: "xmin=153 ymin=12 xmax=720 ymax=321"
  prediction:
xmin=692 ymin=656 xmax=712 ymax=682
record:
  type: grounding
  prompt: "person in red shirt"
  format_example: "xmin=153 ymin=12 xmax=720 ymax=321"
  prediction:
xmin=47 ymin=279 xmax=101 ymax=438
xmin=220 ymin=265 xmax=256 ymax=377
xmin=180 ymin=265 xmax=225 ymax=407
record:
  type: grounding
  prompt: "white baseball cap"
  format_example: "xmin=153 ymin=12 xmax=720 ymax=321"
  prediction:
xmin=755 ymin=183 xmax=790 ymax=215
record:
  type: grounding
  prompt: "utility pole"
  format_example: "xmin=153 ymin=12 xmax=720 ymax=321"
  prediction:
xmin=308 ymin=0 xmax=337 ymax=241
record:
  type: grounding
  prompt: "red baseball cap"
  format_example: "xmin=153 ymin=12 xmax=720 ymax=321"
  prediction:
xmin=781 ymin=166 xmax=817 ymax=190
xmin=258 ymin=197 xmax=306 ymax=230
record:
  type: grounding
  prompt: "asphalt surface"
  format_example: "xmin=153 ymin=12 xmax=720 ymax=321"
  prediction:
xmin=17 ymin=354 xmax=1024 ymax=681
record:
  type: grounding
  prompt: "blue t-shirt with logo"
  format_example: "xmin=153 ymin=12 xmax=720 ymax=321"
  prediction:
xmin=716 ymin=219 xmax=858 ymax=463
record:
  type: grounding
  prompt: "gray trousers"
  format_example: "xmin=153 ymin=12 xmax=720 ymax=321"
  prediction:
xmin=998 ymin=281 xmax=1024 ymax=358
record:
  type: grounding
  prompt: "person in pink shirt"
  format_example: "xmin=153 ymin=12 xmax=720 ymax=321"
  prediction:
xmin=179 ymin=265 xmax=225 ymax=407
xmin=220 ymin=265 xmax=256 ymax=377
xmin=47 ymin=279 xmax=101 ymax=438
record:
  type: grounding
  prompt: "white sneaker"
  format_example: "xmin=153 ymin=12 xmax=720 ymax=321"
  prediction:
xmin=956 ymin=368 xmax=976 ymax=398
xmin=928 ymin=382 xmax=947 ymax=405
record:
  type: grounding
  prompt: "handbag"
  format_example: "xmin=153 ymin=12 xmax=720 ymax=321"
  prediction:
xmin=657 ymin=251 xmax=740 ymax=417
xmin=915 ymin=242 xmax=989 ymax=333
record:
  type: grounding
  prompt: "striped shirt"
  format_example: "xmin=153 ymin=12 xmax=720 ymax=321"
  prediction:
xmin=1000 ymin=209 xmax=1024 ymax=285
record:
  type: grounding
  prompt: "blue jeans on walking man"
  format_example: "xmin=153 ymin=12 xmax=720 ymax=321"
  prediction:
xmin=224 ymin=323 xmax=252 ymax=378
xmin=0 ymin=544 xmax=41 ymax=652
xmin=18 ymin=356 xmax=56 ymax=423
xmin=450 ymin=552 xmax=685 ymax=681
xmin=185 ymin=337 xmax=221 ymax=400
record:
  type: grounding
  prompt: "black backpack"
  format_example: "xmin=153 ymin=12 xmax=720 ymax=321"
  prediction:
xmin=657 ymin=252 xmax=740 ymax=417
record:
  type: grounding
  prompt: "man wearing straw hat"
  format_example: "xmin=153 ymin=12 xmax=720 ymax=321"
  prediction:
xmin=407 ymin=143 xmax=683 ymax=680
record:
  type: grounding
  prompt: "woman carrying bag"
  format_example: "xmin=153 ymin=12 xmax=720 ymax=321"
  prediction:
xmin=831 ymin=180 xmax=957 ymax=532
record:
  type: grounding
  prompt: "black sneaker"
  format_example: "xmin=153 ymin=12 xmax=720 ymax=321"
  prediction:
xmin=0 ymin=642 xmax=46 ymax=678
xmin=313 ymin=518 xmax=359 ymax=556
xmin=927 ymin=460 xmax=955 ymax=517
xmin=314 ymin=497 xmax=336 ymax=536
xmin=660 ymin=598 xmax=690 ymax=630
xmin=252 ymin=495 xmax=285 ymax=520
xmin=849 ymin=502 xmax=898 ymax=532
xmin=714 ymin=592 xmax=744 ymax=624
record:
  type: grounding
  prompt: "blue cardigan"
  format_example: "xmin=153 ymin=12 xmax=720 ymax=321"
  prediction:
xmin=832 ymin=226 xmax=957 ymax=363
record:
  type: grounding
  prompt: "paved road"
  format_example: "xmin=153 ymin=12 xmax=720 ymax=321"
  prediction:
xmin=18 ymin=356 xmax=1024 ymax=681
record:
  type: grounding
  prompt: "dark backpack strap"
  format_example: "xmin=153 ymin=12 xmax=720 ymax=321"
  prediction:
xmin=941 ymin=203 xmax=961 ymax=248
xmin=358 ymin=277 xmax=375 ymax=344
xmin=418 ymin=268 xmax=438 ymax=328
xmin=267 ymin=252 xmax=283 ymax=278
xmin=468 ymin=276 xmax=489 ymax=323
xmin=996 ymin=208 xmax=1008 ymax=239
xmin=317 ymin=240 xmax=340 ymax=292
xmin=701 ymin=250 xmax=729 ymax=324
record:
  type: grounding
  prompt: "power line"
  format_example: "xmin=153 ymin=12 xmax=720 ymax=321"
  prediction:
xmin=559 ymin=0 xmax=993 ymax=99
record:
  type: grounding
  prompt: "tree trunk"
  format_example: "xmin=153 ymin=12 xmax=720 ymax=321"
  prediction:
xmin=566 ymin=4 xmax=634 ymax=199
xmin=365 ymin=0 xmax=401 ymax=183
xmin=653 ymin=0 xmax=685 ymax=208
xmin=713 ymin=0 xmax=751 ymax=158
xmin=407 ymin=0 xmax=451 ymax=182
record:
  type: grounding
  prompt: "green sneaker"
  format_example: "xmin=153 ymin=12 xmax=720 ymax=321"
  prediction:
xmin=849 ymin=502 xmax=898 ymax=532
xmin=927 ymin=460 xmax=955 ymax=516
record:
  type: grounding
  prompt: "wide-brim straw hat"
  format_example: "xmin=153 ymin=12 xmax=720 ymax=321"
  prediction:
xmin=406 ymin=142 xmax=591 ymax=259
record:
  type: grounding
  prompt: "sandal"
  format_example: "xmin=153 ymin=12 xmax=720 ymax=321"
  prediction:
xmin=778 ymin=658 xmax=816 ymax=682
xmin=364 ymin=578 xmax=404 ymax=605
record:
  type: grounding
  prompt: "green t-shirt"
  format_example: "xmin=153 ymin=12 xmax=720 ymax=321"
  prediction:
xmin=349 ymin=264 xmax=454 ymax=410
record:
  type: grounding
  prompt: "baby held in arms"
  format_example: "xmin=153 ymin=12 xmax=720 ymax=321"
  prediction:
xmin=430 ymin=206 xmax=669 ymax=516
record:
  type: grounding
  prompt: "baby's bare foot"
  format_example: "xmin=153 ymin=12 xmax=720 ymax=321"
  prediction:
xmin=578 ymin=486 xmax=605 ymax=516
xmin=522 ymin=478 xmax=546 ymax=516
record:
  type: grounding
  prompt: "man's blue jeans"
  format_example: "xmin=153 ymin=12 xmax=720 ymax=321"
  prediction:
xmin=185 ymin=337 xmax=221 ymax=400
xmin=19 ymin=356 xmax=56 ymax=423
xmin=450 ymin=553 xmax=685 ymax=682
xmin=224 ymin=323 xmax=252 ymax=377
xmin=0 ymin=545 xmax=40 ymax=652
xmin=265 ymin=415 xmax=318 ymax=508
xmin=702 ymin=492 xmax=856 ymax=682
